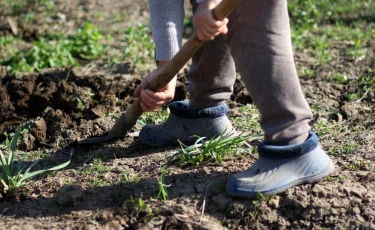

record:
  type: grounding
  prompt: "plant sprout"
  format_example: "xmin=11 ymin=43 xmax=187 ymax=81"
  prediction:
xmin=0 ymin=126 xmax=70 ymax=194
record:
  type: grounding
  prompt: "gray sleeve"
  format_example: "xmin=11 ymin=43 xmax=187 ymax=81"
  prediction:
xmin=148 ymin=0 xmax=185 ymax=61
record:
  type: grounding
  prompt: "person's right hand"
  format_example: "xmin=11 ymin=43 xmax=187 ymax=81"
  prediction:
xmin=193 ymin=0 xmax=228 ymax=41
xmin=133 ymin=61 xmax=176 ymax=112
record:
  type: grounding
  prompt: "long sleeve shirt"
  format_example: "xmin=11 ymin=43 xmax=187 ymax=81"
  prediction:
xmin=148 ymin=0 xmax=205 ymax=61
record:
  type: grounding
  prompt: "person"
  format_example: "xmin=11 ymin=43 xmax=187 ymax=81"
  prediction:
xmin=132 ymin=0 xmax=334 ymax=197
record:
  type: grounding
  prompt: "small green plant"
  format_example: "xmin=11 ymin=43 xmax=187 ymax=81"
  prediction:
xmin=135 ymin=197 xmax=149 ymax=215
xmin=249 ymin=193 xmax=275 ymax=221
xmin=331 ymin=72 xmax=348 ymax=84
xmin=328 ymin=141 xmax=357 ymax=155
xmin=345 ymin=160 xmax=366 ymax=171
xmin=170 ymin=133 xmax=260 ymax=166
xmin=121 ymin=170 xmax=141 ymax=184
xmin=156 ymin=166 xmax=170 ymax=201
xmin=82 ymin=158 xmax=111 ymax=175
xmin=191 ymin=194 xmax=202 ymax=200
xmin=314 ymin=120 xmax=343 ymax=138
xmin=347 ymin=93 xmax=359 ymax=101
xmin=87 ymin=178 xmax=109 ymax=188
xmin=126 ymin=196 xmax=153 ymax=218
xmin=138 ymin=108 xmax=169 ymax=127
xmin=23 ymin=149 xmax=49 ymax=161
xmin=0 ymin=126 xmax=70 ymax=194
xmin=325 ymin=175 xmax=345 ymax=181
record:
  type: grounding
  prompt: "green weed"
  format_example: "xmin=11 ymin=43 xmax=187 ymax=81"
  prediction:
xmin=124 ymin=196 xmax=153 ymax=218
xmin=1 ymin=23 xmax=105 ymax=74
xmin=331 ymin=72 xmax=348 ymax=84
xmin=138 ymin=108 xmax=169 ymax=127
xmin=328 ymin=142 xmax=357 ymax=155
xmin=0 ymin=126 xmax=69 ymax=194
xmin=345 ymin=161 xmax=374 ymax=171
xmin=170 ymin=133 xmax=260 ymax=166
xmin=121 ymin=170 xmax=141 ymax=184
xmin=288 ymin=0 xmax=332 ymax=29
xmin=345 ymin=160 xmax=365 ymax=171
xmin=112 ymin=24 xmax=155 ymax=69
xmin=134 ymin=197 xmax=152 ymax=217
xmin=87 ymin=178 xmax=109 ymax=188
xmin=156 ymin=166 xmax=170 ymax=201
xmin=232 ymin=104 xmax=261 ymax=133
xmin=191 ymin=194 xmax=202 ymax=200
xmin=81 ymin=158 xmax=111 ymax=188
xmin=23 ymin=149 xmax=49 ymax=161
xmin=314 ymin=120 xmax=343 ymax=138
xmin=325 ymin=175 xmax=345 ymax=181
xmin=297 ymin=66 xmax=316 ymax=78
xmin=82 ymin=158 xmax=111 ymax=175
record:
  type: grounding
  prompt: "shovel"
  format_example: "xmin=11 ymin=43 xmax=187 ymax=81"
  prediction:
xmin=79 ymin=0 xmax=241 ymax=145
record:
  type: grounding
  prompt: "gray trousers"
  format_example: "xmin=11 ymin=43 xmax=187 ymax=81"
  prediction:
xmin=188 ymin=0 xmax=312 ymax=144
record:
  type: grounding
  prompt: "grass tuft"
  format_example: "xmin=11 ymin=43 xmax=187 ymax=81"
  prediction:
xmin=169 ymin=133 xmax=261 ymax=166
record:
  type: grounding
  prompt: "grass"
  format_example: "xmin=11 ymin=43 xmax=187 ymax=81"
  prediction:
xmin=82 ymin=158 xmax=111 ymax=176
xmin=80 ymin=158 xmax=112 ymax=188
xmin=104 ymin=24 xmax=155 ymax=71
xmin=231 ymin=104 xmax=261 ymax=133
xmin=122 ymin=24 xmax=155 ymax=67
xmin=155 ymin=166 xmax=170 ymax=201
xmin=289 ymin=0 xmax=375 ymax=77
xmin=313 ymin=120 xmax=344 ymax=138
xmin=169 ymin=133 xmax=260 ymax=166
xmin=1 ymin=23 xmax=106 ymax=74
xmin=0 ymin=126 xmax=69 ymax=194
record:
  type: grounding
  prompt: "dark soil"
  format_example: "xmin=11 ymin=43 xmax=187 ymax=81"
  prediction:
xmin=0 ymin=1 xmax=375 ymax=230
xmin=0 ymin=68 xmax=141 ymax=149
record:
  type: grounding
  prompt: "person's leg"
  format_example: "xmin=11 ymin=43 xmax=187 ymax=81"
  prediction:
xmin=187 ymin=1 xmax=236 ymax=109
xmin=224 ymin=0 xmax=334 ymax=197
xmin=138 ymin=1 xmax=236 ymax=147
xmin=225 ymin=0 xmax=311 ymax=144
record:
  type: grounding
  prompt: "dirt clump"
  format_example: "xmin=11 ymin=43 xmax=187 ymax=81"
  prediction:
xmin=0 ymin=68 xmax=140 ymax=149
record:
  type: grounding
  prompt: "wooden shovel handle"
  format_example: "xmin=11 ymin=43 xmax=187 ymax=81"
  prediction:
xmin=107 ymin=0 xmax=241 ymax=139
xmin=147 ymin=0 xmax=241 ymax=92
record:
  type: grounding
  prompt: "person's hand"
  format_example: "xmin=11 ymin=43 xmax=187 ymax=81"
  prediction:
xmin=193 ymin=0 xmax=228 ymax=41
xmin=133 ymin=61 xmax=176 ymax=112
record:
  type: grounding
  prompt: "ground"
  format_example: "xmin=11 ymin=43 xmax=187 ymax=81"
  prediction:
xmin=0 ymin=0 xmax=375 ymax=229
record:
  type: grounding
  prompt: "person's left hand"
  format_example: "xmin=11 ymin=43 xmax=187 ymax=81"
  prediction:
xmin=192 ymin=0 xmax=228 ymax=41
xmin=133 ymin=61 xmax=176 ymax=112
